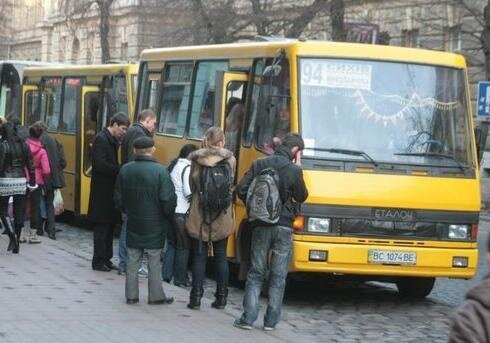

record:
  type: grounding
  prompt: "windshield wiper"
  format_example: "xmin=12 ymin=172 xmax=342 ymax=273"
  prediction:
xmin=313 ymin=148 xmax=378 ymax=166
xmin=394 ymin=152 xmax=467 ymax=172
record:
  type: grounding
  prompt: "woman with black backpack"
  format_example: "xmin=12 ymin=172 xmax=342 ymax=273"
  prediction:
xmin=162 ymin=143 xmax=198 ymax=287
xmin=186 ymin=126 xmax=236 ymax=310
xmin=0 ymin=120 xmax=36 ymax=253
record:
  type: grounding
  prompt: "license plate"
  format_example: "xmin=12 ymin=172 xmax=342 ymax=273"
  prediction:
xmin=368 ymin=250 xmax=417 ymax=265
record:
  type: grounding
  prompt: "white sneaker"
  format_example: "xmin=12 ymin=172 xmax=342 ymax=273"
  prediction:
xmin=138 ymin=266 xmax=148 ymax=278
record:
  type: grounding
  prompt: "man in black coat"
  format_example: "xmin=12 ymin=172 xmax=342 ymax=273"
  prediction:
xmin=118 ymin=109 xmax=156 ymax=275
xmin=37 ymin=121 xmax=67 ymax=240
xmin=88 ymin=112 xmax=130 ymax=272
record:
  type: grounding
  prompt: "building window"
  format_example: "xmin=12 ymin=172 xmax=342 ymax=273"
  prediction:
xmin=445 ymin=26 xmax=461 ymax=52
xmin=402 ymin=29 xmax=419 ymax=48
xmin=121 ymin=42 xmax=128 ymax=61
xmin=59 ymin=36 xmax=66 ymax=62
xmin=71 ymin=38 xmax=80 ymax=64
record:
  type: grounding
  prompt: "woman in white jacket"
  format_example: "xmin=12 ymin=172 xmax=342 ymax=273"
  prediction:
xmin=162 ymin=144 xmax=198 ymax=286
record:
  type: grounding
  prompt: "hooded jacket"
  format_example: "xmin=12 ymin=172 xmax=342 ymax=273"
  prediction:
xmin=26 ymin=138 xmax=51 ymax=186
xmin=185 ymin=147 xmax=236 ymax=242
xmin=448 ymin=277 xmax=490 ymax=343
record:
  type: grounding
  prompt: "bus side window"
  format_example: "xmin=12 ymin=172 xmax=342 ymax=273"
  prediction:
xmin=147 ymin=73 xmax=160 ymax=111
xmin=114 ymin=75 xmax=128 ymax=115
xmin=42 ymin=77 xmax=62 ymax=132
xmin=188 ymin=61 xmax=228 ymax=139
xmin=158 ymin=63 xmax=193 ymax=136
xmin=25 ymin=91 xmax=40 ymax=126
xmin=61 ymin=78 xmax=82 ymax=133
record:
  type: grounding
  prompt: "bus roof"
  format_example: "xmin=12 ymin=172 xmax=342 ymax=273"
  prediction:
xmin=23 ymin=63 xmax=138 ymax=78
xmin=140 ymin=40 xmax=466 ymax=68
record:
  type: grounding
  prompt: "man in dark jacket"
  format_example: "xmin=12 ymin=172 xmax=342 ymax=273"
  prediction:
xmin=234 ymin=133 xmax=308 ymax=331
xmin=121 ymin=109 xmax=156 ymax=164
xmin=88 ymin=112 xmax=130 ymax=272
xmin=448 ymin=235 xmax=490 ymax=342
xmin=37 ymin=121 xmax=66 ymax=240
xmin=118 ymin=109 xmax=156 ymax=275
xmin=114 ymin=136 xmax=176 ymax=305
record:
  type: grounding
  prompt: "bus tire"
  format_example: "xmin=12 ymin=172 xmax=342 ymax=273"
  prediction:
xmin=396 ymin=277 xmax=435 ymax=298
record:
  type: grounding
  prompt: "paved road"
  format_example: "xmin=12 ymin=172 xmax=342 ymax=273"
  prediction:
xmin=39 ymin=217 xmax=489 ymax=342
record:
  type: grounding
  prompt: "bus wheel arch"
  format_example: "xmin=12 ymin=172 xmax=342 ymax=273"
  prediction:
xmin=396 ymin=277 xmax=435 ymax=298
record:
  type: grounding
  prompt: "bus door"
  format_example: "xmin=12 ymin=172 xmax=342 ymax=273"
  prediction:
xmin=216 ymin=71 xmax=248 ymax=169
xmin=79 ymin=85 xmax=101 ymax=215
xmin=215 ymin=71 xmax=248 ymax=259
xmin=22 ymin=85 xmax=39 ymax=125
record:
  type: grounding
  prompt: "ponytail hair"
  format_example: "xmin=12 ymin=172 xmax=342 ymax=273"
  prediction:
xmin=202 ymin=126 xmax=225 ymax=148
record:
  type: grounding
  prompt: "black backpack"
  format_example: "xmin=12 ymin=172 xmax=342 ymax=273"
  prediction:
xmin=199 ymin=159 xmax=233 ymax=222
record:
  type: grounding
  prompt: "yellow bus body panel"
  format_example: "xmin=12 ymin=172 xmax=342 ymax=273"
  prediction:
xmin=305 ymin=171 xmax=480 ymax=211
xmin=291 ymin=241 xmax=477 ymax=278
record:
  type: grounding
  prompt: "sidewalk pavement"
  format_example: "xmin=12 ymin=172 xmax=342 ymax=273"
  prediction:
xmin=0 ymin=234 xmax=308 ymax=343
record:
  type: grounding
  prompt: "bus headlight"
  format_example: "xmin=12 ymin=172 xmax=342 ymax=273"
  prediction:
xmin=307 ymin=217 xmax=331 ymax=233
xmin=448 ymin=225 xmax=469 ymax=239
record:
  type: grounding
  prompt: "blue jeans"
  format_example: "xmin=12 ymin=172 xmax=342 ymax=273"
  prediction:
xmin=191 ymin=238 xmax=228 ymax=290
xmin=118 ymin=215 xmax=128 ymax=272
xmin=162 ymin=243 xmax=190 ymax=284
xmin=162 ymin=214 xmax=190 ymax=284
xmin=239 ymin=225 xmax=293 ymax=328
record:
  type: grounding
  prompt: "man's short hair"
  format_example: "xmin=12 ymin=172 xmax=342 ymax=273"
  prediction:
xmin=281 ymin=133 xmax=305 ymax=150
xmin=137 ymin=109 xmax=156 ymax=122
xmin=109 ymin=112 xmax=130 ymax=127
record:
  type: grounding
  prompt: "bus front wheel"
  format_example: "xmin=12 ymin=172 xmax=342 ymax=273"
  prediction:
xmin=396 ymin=277 xmax=435 ymax=298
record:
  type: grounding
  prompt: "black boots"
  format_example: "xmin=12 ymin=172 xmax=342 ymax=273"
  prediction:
xmin=2 ymin=217 xmax=19 ymax=254
xmin=211 ymin=287 xmax=228 ymax=309
xmin=187 ymin=287 xmax=203 ymax=310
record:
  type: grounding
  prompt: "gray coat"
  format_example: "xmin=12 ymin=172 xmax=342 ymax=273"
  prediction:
xmin=41 ymin=133 xmax=66 ymax=190
xmin=448 ymin=277 xmax=490 ymax=343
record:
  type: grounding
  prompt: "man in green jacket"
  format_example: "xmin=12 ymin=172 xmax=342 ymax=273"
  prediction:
xmin=114 ymin=136 xmax=176 ymax=305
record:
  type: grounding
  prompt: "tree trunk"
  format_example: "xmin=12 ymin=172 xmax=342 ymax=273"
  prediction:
xmin=96 ymin=0 xmax=113 ymax=63
xmin=330 ymin=0 xmax=345 ymax=42
xmin=483 ymin=1 xmax=490 ymax=80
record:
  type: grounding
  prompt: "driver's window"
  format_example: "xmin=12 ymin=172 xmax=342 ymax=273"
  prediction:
xmin=255 ymin=58 xmax=290 ymax=154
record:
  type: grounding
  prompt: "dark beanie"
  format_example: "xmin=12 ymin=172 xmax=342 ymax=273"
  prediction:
xmin=133 ymin=136 xmax=154 ymax=149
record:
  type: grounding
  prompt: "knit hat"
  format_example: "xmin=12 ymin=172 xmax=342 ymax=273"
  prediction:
xmin=133 ymin=136 xmax=154 ymax=149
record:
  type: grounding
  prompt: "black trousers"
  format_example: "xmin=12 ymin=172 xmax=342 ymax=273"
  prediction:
xmin=92 ymin=222 xmax=116 ymax=268
xmin=0 ymin=194 xmax=27 ymax=235
xmin=44 ymin=187 xmax=55 ymax=234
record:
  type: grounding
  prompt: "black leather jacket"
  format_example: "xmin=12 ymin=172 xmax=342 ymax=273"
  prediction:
xmin=0 ymin=137 xmax=35 ymax=185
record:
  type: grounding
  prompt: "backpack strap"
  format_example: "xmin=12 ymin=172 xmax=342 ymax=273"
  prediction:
xmin=181 ymin=164 xmax=190 ymax=185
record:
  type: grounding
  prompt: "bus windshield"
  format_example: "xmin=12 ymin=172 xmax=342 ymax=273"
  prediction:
xmin=299 ymin=58 xmax=473 ymax=168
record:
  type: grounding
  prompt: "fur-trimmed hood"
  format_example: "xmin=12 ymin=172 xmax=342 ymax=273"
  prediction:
xmin=189 ymin=147 xmax=234 ymax=167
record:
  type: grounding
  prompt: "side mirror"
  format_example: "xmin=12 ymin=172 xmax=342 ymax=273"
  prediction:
xmin=263 ymin=65 xmax=282 ymax=77
xmin=474 ymin=122 xmax=489 ymax=166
